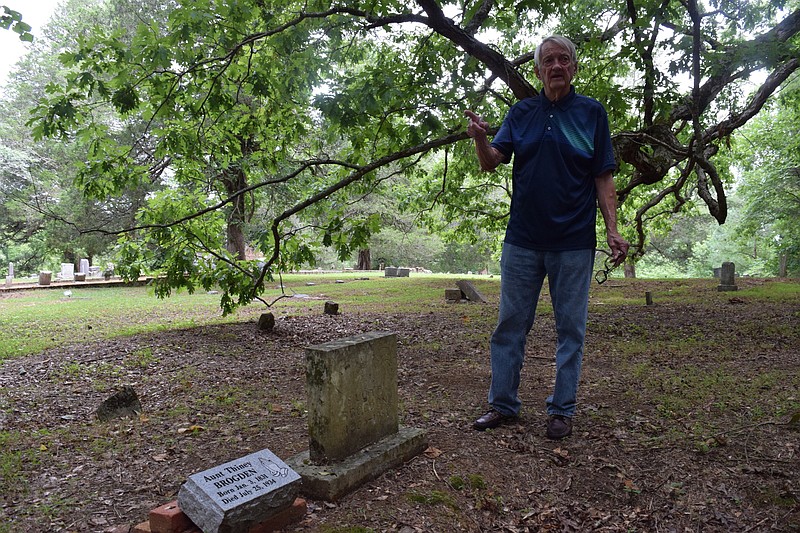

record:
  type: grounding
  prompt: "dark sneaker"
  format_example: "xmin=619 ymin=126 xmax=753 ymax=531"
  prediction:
xmin=473 ymin=409 xmax=518 ymax=431
xmin=546 ymin=415 xmax=573 ymax=439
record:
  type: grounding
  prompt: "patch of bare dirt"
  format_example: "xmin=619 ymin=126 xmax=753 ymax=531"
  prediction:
xmin=1 ymin=278 xmax=798 ymax=532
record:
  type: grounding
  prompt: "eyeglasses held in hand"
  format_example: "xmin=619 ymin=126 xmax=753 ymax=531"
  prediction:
xmin=595 ymin=257 xmax=616 ymax=285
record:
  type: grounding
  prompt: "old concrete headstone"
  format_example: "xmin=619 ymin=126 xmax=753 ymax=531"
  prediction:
xmin=384 ymin=266 xmax=398 ymax=277
xmin=456 ymin=280 xmax=487 ymax=303
xmin=96 ymin=385 xmax=142 ymax=421
xmin=79 ymin=258 xmax=90 ymax=275
xmin=38 ymin=271 xmax=52 ymax=286
xmin=177 ymin=448 xmax=301 ymax=533
xmin=287 ymin=331 xmax=427 ymax=501
xmin=306 ymin=332 xmax=398 ymax=462
xmin=397 ymin=268 xmax=410 ymax=277
xmin=323 ymin=301 xmax=339 ymax=315
xmin=717 ymin=262 xmax=738 ymax=292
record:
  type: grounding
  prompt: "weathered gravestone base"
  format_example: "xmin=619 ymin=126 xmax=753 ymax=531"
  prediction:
xmin=288 ymin=427 xmax=427 ymax=502
xmin=445 ymin=288 xmax=463 ymax=302
xmin=177 ymin=448 xmax=301 ymax=533
xmin=286 ymin=331 xmax=428 ymax=501
xmin=38 ymin=271 xmax=51 ymax=286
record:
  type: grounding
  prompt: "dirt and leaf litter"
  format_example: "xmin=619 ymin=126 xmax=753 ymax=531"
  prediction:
xmin=0 ymin=278 xmax=798 ymax=531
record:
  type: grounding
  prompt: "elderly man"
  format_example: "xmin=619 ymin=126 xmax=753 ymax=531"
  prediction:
xmin=466 ymin=35 xmax=629 ymax=439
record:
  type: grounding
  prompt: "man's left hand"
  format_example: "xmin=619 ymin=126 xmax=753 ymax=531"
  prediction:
xmin=607 ymin=232 xmax=630 ymax=267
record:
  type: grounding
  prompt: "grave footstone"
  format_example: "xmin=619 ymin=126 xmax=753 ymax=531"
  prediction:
xmin=96 ymin=385 xmax=142 ymax=421
xmin=177 ymin=448 xmax=301 ymax=533
xmin=38 ymin=271 xmax=52 ymax=286
xmin=324 ymin=301 xmax=339 ymax=315
xmin=257 ymin=312 xmax=275 ymax=331
xmin=717 ymin=262 xmax=738 ymax=292
xmin=287 ymin=331 xmax=427 ymax=501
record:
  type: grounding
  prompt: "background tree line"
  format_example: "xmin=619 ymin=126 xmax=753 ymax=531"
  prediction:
xmin=0 ymin=0 xmax=797 ymax=312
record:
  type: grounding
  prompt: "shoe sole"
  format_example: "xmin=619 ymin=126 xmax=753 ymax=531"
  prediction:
xmin=472 ymin=417 xmax=518 ymax=431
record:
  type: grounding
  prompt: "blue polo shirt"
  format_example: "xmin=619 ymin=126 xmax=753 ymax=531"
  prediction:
xmin=491 ymin=86 xmax=616 ymax=251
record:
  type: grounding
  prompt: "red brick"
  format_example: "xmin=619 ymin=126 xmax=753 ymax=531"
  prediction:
xmin=132 ymin=521 xmax=152 ymax=533
xmin=249 ymin=498 xmax=308 ymax=533
xmin=149 ymin=500 xmax=194 ymax=533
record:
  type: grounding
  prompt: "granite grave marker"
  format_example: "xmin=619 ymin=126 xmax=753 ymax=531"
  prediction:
xmin=178 ymin=448 xmax=301 ymax=533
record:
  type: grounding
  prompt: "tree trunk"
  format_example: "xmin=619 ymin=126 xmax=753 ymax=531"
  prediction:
xmin=357 ymin=249 xmax=371 ymax=270
xmin=779 ymin=254 xmax=788 ymax=277
xmin=624 ymin=259 xmax=636 ymax=278
xmin=222 ymin=167 xmax=249 ymax=261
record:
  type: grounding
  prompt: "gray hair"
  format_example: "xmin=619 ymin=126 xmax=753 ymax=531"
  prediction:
xmin=534 ymin=35 xmax=578 ymax=67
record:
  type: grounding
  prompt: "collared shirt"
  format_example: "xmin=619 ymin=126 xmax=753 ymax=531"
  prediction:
xmin=491 ymin=86 xmax=616 ymax=251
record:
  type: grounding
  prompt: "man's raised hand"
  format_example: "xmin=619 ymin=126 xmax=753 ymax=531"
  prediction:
xmin=465 ymin=110 xmax=489 ymax=138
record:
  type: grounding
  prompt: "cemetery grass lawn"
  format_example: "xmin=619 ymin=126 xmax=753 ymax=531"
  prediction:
xmin=0 ymin=275 xmax=799 ymax=532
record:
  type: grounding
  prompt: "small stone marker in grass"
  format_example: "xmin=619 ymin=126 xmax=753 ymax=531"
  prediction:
xmin=445 ymin=288 xmax=463 ymax=302
xmin=177 ymin=448 xmax=301 ymax=533
xmin=257 ymin=312 xmax=275 ymax=331
xmin=96 ymin=385 xmax=142 ymax=421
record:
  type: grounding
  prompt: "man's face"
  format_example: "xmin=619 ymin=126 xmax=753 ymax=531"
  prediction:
xmin=534 ymin=42 xmax=577 ymax=101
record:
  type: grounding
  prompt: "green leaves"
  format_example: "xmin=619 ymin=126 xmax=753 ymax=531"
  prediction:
xmin=16 ymin=0 xmax=800 ymax=315
xmin=110 ymin=84 xmax=140 ymax=114
xmin=1 ymin=6 xmax=33 ymax=42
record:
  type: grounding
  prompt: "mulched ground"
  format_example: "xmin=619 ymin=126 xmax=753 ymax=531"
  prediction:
xmin=1 ymin=278 xmax=798 ymax=532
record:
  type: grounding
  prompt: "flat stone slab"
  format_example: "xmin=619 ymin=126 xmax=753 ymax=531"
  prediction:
xmin=177 ymin=448 xmax=301 ymax=533
xmin=286 ymin=426 xmax=427 ymax=501
xmin=456 ymin=280 xmax=487 ymax=303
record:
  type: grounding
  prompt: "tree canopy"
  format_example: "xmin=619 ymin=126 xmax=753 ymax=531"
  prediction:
xmin=22 ymin=0 xmax=800 ymax=312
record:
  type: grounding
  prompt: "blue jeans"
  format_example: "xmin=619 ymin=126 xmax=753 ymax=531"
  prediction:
xmin=488 ymin=243 xmax=593 ymax=418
